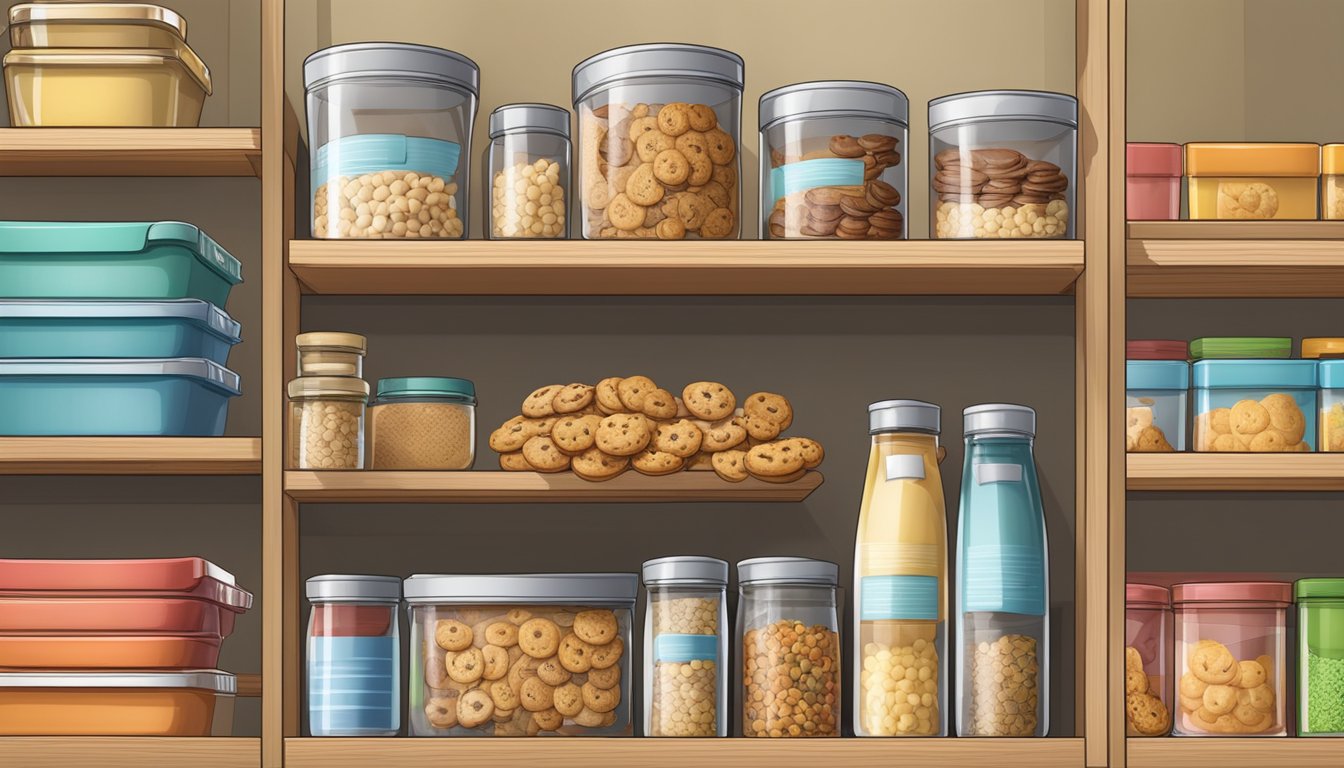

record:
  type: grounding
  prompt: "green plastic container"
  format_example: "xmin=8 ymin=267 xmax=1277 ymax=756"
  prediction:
xmin=1189 ymin=337 xmax=1292 ymax=360
xmin=0 ymin=221 xmax=242 ymax=305
xmin=1297 ymin=578 xmax=1344 ymax=735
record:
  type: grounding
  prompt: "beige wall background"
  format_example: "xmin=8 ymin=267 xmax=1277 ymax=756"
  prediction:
xmin=286 ymin=0 xmax=1076 ymax=238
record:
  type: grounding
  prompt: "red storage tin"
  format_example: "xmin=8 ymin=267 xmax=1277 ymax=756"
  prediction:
xmin=1127 ymin=143 xmax=1182 ymax=221
xmin=1127 ymin=340 xmax=1189 ymax=361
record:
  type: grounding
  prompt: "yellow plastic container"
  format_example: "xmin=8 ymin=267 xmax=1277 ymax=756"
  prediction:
xmin=8 ymin=3 xmax=187 ymax=49
xmin=3 ymin=44 xmax=211 ymax=127
xmin=1322 ymin=145 xmax=1344 ymax=220
xmin=1185 ymin=143 xmax=1320 ymax=220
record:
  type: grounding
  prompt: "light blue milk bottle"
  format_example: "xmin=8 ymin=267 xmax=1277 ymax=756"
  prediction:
xmin=955 ymin=404 xmax=1048 ymax=737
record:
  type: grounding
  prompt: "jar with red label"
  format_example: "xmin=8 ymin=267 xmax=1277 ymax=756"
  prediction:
xmin=307 ymin=575 xmax=401 ymax=736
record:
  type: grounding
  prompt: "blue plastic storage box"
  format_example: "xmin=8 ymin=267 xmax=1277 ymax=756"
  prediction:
xmin=0 ymin=299 xmax=241 ymax=365
xmin=0 ymin=358 xmax=241 ymax=436
xmin=0 ymin=221 xmax=242 ymax=305
xmin=1127 ymin=360 xmax=1190 ymax=451
xmin=1193 ymin=359 xmax=1317 ymax=452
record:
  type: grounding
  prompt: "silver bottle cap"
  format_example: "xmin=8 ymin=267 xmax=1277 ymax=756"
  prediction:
xmin=759 ymin=80 xmax=909 ymax=130
xmin=868 ymin=400 xmax=940 ymax=435
xmin=489 ymin=103 xmax=570 ymax=139
xmin=963 ymin=403 xmax=1036 ymax=437
xmin=306 ymin=574 xmax=401 ymax=604
xmin=304 ymin=42 xmax=480 ymax=96
xmin=737 ymin=557 xmax=837 ymax=586
xmin=642 ymin=556 xmax=728 ymax=587
xmin=928 ymin=89 xmax=1077 ymax=132
xmin=572 ymin=43 xmax=744 ymax=104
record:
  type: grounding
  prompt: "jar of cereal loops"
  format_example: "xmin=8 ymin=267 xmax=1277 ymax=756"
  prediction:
xmin=287 ymin=376 xmax=368 ymax=469
xmin=304 ymin=43 xmax=478 ymax=240
xmin=928 ymin=90 xmax=1077 ymax=239
xmin=487 ymin=103 xmax=571 ymax=239
xmin=641 ymin=556 xmax=728 ymax=737
xmin=571 ymin=43 xmax=743 ymax=240
xmin=736 ymin=557 xmax=840 ymax=738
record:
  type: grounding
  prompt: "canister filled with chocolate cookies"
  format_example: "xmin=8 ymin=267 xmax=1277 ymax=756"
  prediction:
xmin=758 ymin=81 xmax=908 ymax=240
xmin=928 ymin=90 xmax=1077 ymax=239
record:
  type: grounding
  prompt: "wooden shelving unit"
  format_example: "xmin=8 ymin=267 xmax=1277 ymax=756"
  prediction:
xmin=285 ymin=469 xmax=824 ymax=503
xmin=0 ymin=437 xmax=262 ymax=475
xmin=0 ymin=737 xmax=260 ymax=768
xmin=288 ymin=239 xmax=1085 ymax=296
xmin=1127 ymin=738 xmax=1344 ymax=768
xmin=1126 ymin=221 xmax=1344 ymax=297
xmin=1127 ymin=453 xmax=1344 ymax=491
xmin=0 ymin=128 xmax=263 ymax=177
xmin=285 ymin=737 xmax=1086 ymax=768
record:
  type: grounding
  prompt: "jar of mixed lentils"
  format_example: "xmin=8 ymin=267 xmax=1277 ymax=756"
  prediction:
xmin=487 ymin=103 xmax=571 ymax=239
xmin=367 ymin=377 xmax=476 ymax=470
xmin=642 ymin=556 xmax=728 ymax=737
xmin=288 ymin=377 xmax=368 ymax=469
xmin=737 ymin=556 xmax=841 ymax=738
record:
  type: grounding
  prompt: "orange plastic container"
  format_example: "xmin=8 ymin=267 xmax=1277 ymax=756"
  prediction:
xmin=0 ymin=670 xmax=235 ymax=736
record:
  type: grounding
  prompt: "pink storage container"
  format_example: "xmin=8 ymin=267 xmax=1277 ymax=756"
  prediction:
xmin=1126 ymin=583 xmax=1173 ymax=736
xmin=1172 ymin=581 xmax=1290 ymax=737
xmin=1127 ymin=143 xmax=1182 ymax=220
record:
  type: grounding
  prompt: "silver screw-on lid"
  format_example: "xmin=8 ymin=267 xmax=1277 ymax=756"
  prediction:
xmin=642 ymin=556 xmax=728 ymax=587
xmin=404 ymin=573 xmax=638 ymax=605
xmin=306 ymin=574 xmax=401 ymax=603
xmin=868 ymin=400 xmax=940 ymax=435
xmin=489 ymin=103 xmax=570 ymax=139
xmin=304 ymin=42 xmax=480 ymax=96
xmin=964 ymin=403 xmax=1036 ymax=437
xmin=759 ymin=80 xmax=909 ymax=131
xmin=572 ymin=43 xmax=744 ymax=105
xmin=928 ymin=89 xmax=1077 ymax=132
xmin=737 ymin=557 xmax=838 ymax=586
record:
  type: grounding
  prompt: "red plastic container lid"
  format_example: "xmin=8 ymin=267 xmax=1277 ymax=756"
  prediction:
xmin=1126 ymin=582 xmax=1171 ymax=606
xmin=1172 ymin=581 xmax=1292 ymax=606
xmin=1127 ymin=143 xmax=1183 ymax=177
xmin=1127 ymin=340 xmax=1188 ymax=360
xmin=0 ymin=558 xmax=252 ymax=612
xmin=0 ymin=597 xmax=236 ymax=637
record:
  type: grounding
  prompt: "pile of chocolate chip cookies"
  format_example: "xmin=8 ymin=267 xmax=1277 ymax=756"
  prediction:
xmin=767 ymin=133 xmax=904 ymax=239
xmin=489 ymin=376 xmax=824 ymax=483
xmin=579 ymin=102 xmax=738 ymax=239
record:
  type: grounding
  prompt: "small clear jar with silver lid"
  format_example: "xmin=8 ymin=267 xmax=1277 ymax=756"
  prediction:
xmin=737 ymin=557 xmax=841 ymax=738
xmin=296 ymin=331 xmax=366 ymax=378
xmin=487 ymin=103 xmax=571 ymax=239
xmin=929 ymin=90 xmax=1077 ymax=239
xmin=759 ymin=81 xmax=908 ymax=240
xmin=642 ymin=556 xmax=728 ymax=737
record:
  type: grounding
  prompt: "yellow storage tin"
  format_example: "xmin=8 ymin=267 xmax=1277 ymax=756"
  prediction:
xmin=7 ymin=3 xmax=187 ymax=49
xmin=3 ymin=45 xmax=212 ymax=127
xmin=1322 ymin=145 xmax=1344 ymax=220
xmin=1184 ymin=143 xmax=1320 ymax=220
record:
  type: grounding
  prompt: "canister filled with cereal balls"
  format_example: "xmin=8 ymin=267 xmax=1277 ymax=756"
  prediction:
xmin=642 ymin=556 xmax=728 ymax=737
xmin=737 ymin=557 xmax=841 ymax=738
xmin=305 ymin=43 xmax=478 ymax=239
xmin=853 ymin=401 xmax=948 ymax=737
xmin=571 ymin=43 xmax=744 ymax=240
xmin=486 ymin=103 xmax=571 ymax=239
xmin=287 ymin=376 xmax=368 ymax=469
xmin=955 ymin=404 xmax=1049 ymax=737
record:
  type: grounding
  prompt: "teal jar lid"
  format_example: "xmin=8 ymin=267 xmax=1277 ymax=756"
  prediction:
xmin=1127 ymin=360 xmax=1189 ymax=391
xmin=1189 ymin=337 xmax=1292 ymax=360
xmin=1297 ymin=578 xmax=1344 ymax=600
xmin=1320 ymin=360 xmax=1344 ymax=389
xmin=374 ymin=376 xmax=475 ymax=403
xmin=1193 ymin=359 xmax=1317 ymax=389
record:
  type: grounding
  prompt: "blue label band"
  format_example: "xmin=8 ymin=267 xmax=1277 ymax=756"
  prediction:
xmin=654 ymin=633 xmax=719 ymax=663
xmin=768 ymin=158 xmax=866 ymax=202
xmin=860 ymin=574 xmax=940 ymax=621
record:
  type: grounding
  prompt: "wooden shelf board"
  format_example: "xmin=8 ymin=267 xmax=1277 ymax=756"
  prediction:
xmin=286 ymin=737 xmax=1084 ymax=768
xmin=1127 ymin=221 xmax=1344 ymax=240
xmin=0 ymin=437 xmax=262 ymax=475
xmin=1127 ymin=453 xmax=1344 ymax=491
xmin=0 ymin=737 xmax=259 ymax=768
xmin=286 ymin=469 xmax=823 ymax=503
xmin=1128 ymin=737 xmax=1344 ymax=768
xmin=0 ymin=128 xmax=262 ymax=177
xmin=287 ymin=240 xmax=1084 ymax=296
xmin=1127 ymin=224 xmax=1344 ymax=297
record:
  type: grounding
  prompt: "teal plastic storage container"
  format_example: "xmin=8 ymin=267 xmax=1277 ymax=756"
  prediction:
xmin=1126 ymin=360 xmax=1189 ymax=452
xmin=1193 ymin=360 xmax=1317 ymax=452
xmin=0 ymin=222 xmax=242 ymax=305
xmin=0 ymin=299 xmax=240 ymax=365
xmin=1320 ymin=361 xmax=1344 ymax=452
xmin=0 ymin=358 xmax=240 ymax=436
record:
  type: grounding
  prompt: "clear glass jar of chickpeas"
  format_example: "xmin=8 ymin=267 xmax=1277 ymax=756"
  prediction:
xmin=288 ymin=376 xmax=368 ymax=469
xmin=642 ymin=556 xmax=728 ymax=737
xmin=736 ymin=557 xmax=841 ymax=738
xmin=486 ymin=103 xmax=571 ymax=239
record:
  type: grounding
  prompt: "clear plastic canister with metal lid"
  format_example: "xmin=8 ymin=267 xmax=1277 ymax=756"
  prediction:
xmin=486 ymin=103 xmax=571 ymax=239
xmin=759 ymin=81 xmax=908 ymax=240
xmin=305 ymin=43 xmax=479 ymax=240
xmin=642 ymin=556 xmax=728 ymax=737
xmin=306 ymin=574 xmax=401 ymax=737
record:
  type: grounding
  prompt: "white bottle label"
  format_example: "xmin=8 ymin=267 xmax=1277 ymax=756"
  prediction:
xmin=885 ymin=454 xmax=925 ymax=481
xmin=975 ymin=463 xmax=1023 ymax=485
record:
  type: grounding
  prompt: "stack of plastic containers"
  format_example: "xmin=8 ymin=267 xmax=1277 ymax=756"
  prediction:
xmin=0 ymin=221 xmax=243 ymax=436
xmin=0 ymin=557 xmax=252 ymax=735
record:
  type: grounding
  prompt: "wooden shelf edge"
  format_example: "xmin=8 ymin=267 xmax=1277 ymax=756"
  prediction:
xmin=1127 ymin=737 xmax=1344 ymax=768
xmin=0 ymin=737 xmax=259 ymax=767
xmin=1127 ymin=237 xmax=1344 ymax=297
xmin=1127 ymin=453 xmax=1344 ymax=491
xmin=1127 ymin=221 xmax=1344 ymax=240
xmin=0 ymin=128 xmax=262 ymax=177
xmin=0 ymin=437 xmax=262 ymax=475
xmin=285 ymin=736 xmax=1084 ymax=768
xmin=285 ymin=469 xmax=824 ymax=503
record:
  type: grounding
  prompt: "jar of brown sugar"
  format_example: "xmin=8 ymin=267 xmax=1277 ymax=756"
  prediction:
xmin=367 ymin=377 xmax=476 ymax=470
xmin=288 ymin=376 xmax=369 ymax=469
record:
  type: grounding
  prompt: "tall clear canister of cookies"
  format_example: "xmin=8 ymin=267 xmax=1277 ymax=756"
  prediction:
xmin=486 ymin=103 xmax=571 ymax=239
xmin=954 ymin=404 xmax=1049 ymax=737
xmin=1126 ymin=583 xmax=1174 ymax=737
xmin=305 ymin=43 xmax=479 ymax=239
xmin=571 ymin=43 xmax=744 ymax=240
xmin=852 ymin=400 xmax=948 ymax=737
xmin=642 ymin=556 xmax=728 ymax=737
xmin=758 ymin=81 xmax=908 ymax=240
xmin=928 ymin=90 xmax=1077 ymax=239
xmin=737 ymin=557 xmax=841 ymax=737
xmin=1172 ymin=581 xmax=1290 ymax=737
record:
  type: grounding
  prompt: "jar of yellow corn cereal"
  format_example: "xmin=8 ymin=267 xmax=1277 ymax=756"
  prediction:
xmin=288 ymin=377 xmax=368 ymax=469
xmin=642 ymin=556 xmax=728 ymax=737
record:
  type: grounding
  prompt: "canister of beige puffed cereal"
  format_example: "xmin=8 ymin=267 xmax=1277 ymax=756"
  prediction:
xmin=304 ymin=43 xmax=478 ymax=240
xmin=287 ymin=376 xmax=368 ymax=469
xmin=641 ymin=556 xmax=728 ymax=737
xmin=486 ymin=103 xmax=570 ymax=239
